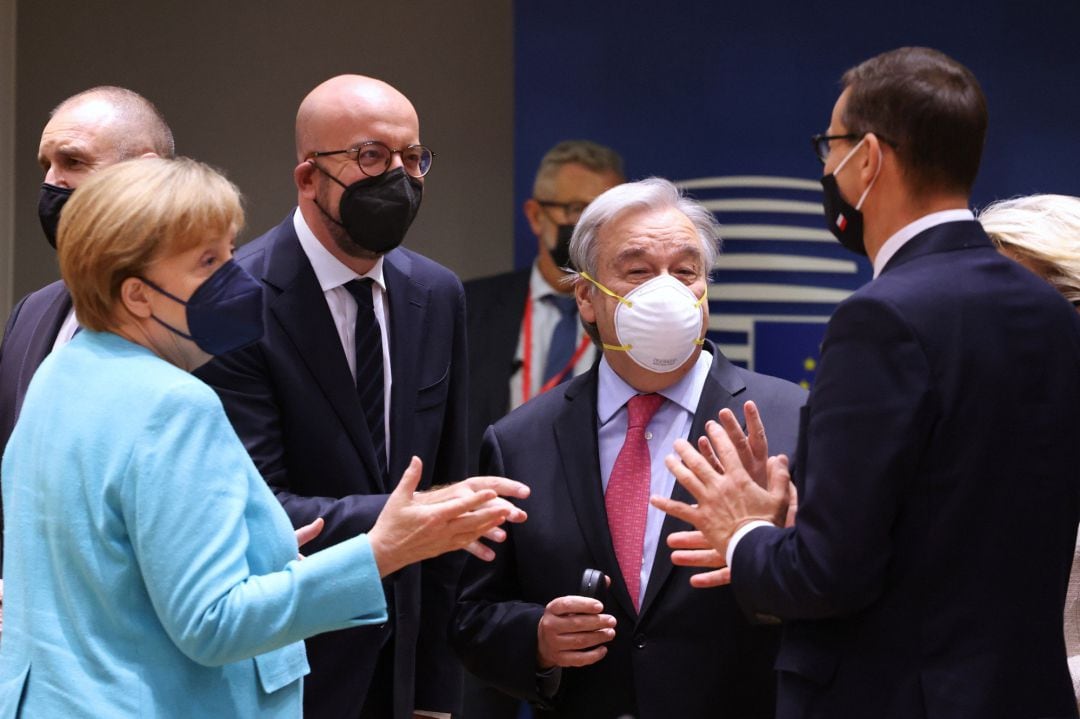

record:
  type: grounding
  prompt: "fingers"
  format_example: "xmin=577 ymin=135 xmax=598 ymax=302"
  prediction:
xmin=689 ymin=568 xmax=731 ymax=588
xmin=667 ymin=529 xmax=712 ymax=550
xmin=546 ymin=594 xmax=605 ymax=616
xmin=390 ymin=456 xmax=424 ymax=502
xmin=743 ymin=400 xmax=769 ymax=461
xmin=538 ymin=596 xmax=616 ymax=668
xmin=463 ymin=539 xmax=496 ymax=562
xmin=715 ymin=409 xmax=754 ymax=472
xmin=482 ymin=525 xmax=508 ymax=543
xmin=766 ymin=454 xmax=791 ymax=498
xmin=697 ymin=435 xmax=723 ymax=473
xmin=650 ymin=492 xmax=699 ymax=526
xmin=666 ymin=438 xmax=721 ymax=502
xmin=670 ymin=548 xmax=726 ymax=568
xmin=704 ymin=416 xmax=749 ymax=486
xmin=294 ymin=516 xmax=324 ymax=548
xmin=464 ymin=476 xmax=531 ymax=500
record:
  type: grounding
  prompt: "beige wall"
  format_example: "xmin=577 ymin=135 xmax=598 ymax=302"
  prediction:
xmin=8 ymin=0 xmax=514 ymax=308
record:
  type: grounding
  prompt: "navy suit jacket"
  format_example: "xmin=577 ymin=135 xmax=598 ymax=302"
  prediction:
xmin=732 ymin=221 xmax=1080 ymax=719
xmin=0 ymin=280 xmax=72 ymax=568
xmin=464 ymin=268 xmax=530 ymax=473
xmin=452 ymin=343 xmax=807 ymax=718
xmin=196 ymin=215 xmax=468 ymax=719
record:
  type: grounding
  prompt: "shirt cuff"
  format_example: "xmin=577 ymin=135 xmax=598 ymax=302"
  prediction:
xmin=414 ymin=712 xmax=451 ymax=719
xmin=726 ymin=520 xmax=774 ymax=570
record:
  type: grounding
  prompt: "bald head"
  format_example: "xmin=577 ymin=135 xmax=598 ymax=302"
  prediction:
xmin=294 ymin=75 xmax=419 ymax=162
xmin=52 ymin=87 xmax=174 ymax=159
xmin=39 ymin=86 xmax=174 ymax=190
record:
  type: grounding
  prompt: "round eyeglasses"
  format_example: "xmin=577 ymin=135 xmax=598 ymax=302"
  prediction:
xmin=309 ymin=141 xmax=434 ymax=178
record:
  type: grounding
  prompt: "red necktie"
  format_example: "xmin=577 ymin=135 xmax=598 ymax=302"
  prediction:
xmin=605 ymin=392 xmax=664 ymax=611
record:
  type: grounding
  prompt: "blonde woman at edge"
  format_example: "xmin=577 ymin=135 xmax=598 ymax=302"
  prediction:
xmin=980 ymin=193 xmax=1080 ymax=706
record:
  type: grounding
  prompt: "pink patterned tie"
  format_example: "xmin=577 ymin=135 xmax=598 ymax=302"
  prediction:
xmin=605 ymin=392 xmax=665 ymax=611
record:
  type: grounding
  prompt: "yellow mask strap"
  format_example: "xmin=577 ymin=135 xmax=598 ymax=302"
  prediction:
xmin=579 ymin=271 xmax=632 ymax=308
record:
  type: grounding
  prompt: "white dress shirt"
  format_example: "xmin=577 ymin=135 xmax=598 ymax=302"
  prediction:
xmin=293 ymin=209 xmax=392 ymax=466
xmin=508 ymin=262 xmax=596 ymax=410
xmin=597 ymin=349 xmax=713 ymax=607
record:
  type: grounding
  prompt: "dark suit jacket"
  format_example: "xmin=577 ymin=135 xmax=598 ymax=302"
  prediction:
xmin=0 ymin=280 xmax=72 ymax=569
xmin=452 ymin=343 xmax=807 ymax=718
xmin=731 ymin=221 xmax=1080 ymax=719
xmin=196 ymin=214 xmax=468 ymax=719
xmin=464 ymin=268 xmax=530 ymax=473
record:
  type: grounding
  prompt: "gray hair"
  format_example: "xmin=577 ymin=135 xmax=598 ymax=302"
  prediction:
xmin=978 ymin=194 xmax=1080 ymax=305
xmin=532 ymin=139 xmax=625 ymax=196
xmin=53 ymin=86 xmax=176 ymax=159
xmin=568 ymin=177 xmax=720 ymax=281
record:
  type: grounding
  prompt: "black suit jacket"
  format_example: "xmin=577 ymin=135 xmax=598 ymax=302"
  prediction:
xmin=464 ymin=268 xmax=530 ymax=473
xmin=732 ymin=221 xmax=1080 ymax=719
xmin=0 ymin=280 xmax=72 ymax=568
xmin=452 ymin=343 xmax=807 ymax=718
xmin=196 ymin=215 xmax=468 ymax=719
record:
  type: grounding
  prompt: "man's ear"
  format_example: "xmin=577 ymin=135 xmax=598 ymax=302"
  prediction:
xmin=119 ymin=276 xmax=154 ymax=319
xmin=859 ymin=133 xmax=885 ymax=185
xmin=295 ymin=160 xmax=318 ymax=198
xmin=575 ymin=277 xmax=597 ymax=324
xmin=523 ymin=198 xmax=545 ymax=238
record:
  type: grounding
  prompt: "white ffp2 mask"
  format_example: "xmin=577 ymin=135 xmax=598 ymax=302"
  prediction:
xmin=581 ymin=271 xmax=706 ymax=373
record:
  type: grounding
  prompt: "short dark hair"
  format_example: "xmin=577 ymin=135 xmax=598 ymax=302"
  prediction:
xmin=841 ymin=47 xmax=987 ymax=196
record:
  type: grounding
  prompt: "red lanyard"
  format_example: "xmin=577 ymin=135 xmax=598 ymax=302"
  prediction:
xmin=521 ymin=293 xmax=591 ymax=405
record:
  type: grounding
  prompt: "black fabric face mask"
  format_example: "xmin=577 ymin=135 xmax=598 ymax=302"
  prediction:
xmin=314 ymin=165 xmax=423 ymax=255
xmin=820 ymin=173 xmax=867 ymax=256
xmin=39 ymin=183 xmax=74 ymax=249
xmin=549 ymin=224 xmax=575 ymax=271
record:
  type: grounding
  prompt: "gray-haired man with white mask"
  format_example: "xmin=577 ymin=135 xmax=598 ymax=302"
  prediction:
xmin=452 ymin=178 xmax=806 ymax=718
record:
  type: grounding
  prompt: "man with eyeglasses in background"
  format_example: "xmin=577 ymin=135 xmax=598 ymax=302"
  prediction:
xmin=465 ymin=141 xmax=624 ymax=476
xmin=196 ymin=74 xmax=527 ymax=719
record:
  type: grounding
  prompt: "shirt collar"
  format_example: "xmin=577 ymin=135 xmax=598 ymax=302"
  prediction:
xmin=529 ymin=260 xmax=573 ymax=301
xmin=596 ymin=347 xmax=714 ymax=426
xmin=872 ymin=208 xmax=975 ymax=278
xmin=292 ymin=208 xmax=386 ymax=291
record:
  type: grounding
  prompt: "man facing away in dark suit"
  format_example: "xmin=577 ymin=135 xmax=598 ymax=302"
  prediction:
xmin=452 ymin=178 xmax=808 ymax=718
xmin=465 ymin=141 xmax=624 ymax=470
xmin=0 ymin=86 xmax=174 ymax=617
xmin=195 ymin=75 xmax=529 ymax=719
xmin=654 ymin=47 xmax=1080 ymax=719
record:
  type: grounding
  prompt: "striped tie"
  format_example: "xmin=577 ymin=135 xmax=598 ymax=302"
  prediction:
xmin=345 ymin=278 xmax=387 ymax=480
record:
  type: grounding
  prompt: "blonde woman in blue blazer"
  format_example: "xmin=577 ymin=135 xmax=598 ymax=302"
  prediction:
xmin=0 ymin=157 xmax=525 ymax=718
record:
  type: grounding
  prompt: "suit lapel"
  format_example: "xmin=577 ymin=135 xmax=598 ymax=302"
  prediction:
xmin=384 ymin=250 xmax=427 ymax=484
xmin=554 ymin=372 xmax=638 ymax=619
xmin=261 ymin=222 xmax=386 ymax=490
xmin=15 ymin=286 xmax=72 ymax=416
xmin=639 ymin=345 xmax=747 ymax=619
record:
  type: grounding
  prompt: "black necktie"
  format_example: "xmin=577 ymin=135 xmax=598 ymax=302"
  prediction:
xmin=345 ymin=278 xmax=387 ymax=479
xmin=543 ymin=294 xmax=578 ymax=383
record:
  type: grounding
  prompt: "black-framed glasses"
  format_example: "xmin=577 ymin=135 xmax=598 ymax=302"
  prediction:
xmin=535 ymin=199 xmax=590 ymax=223
xmin=309 ymin=141 xmax=435 ymax=178
xmin=811 ymin=133 xmax=862 ymax=164
xmin=811 ymin=132 xmax=899 ymax=165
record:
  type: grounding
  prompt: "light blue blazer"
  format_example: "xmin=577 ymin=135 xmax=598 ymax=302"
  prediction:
xmin=0 ymin=331 xmax=387 ymax=718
